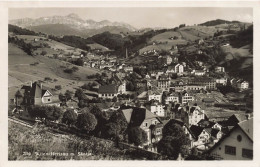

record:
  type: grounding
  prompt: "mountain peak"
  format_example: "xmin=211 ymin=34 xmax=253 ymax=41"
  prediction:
xmin=67 ymin=13 xmax=81 ymax=19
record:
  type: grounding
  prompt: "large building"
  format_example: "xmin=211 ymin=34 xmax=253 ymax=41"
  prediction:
xmin=98 ymin=84 xmax=119 ymax=99
xmin=189 ymin=77 xmax=216 ymax=90
xmin=207 ymin=118 xmax=253 ymax=160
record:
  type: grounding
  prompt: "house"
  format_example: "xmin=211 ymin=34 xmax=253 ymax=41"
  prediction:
xmin=193 ymin=70 xmax=206 ymax=76
xmin=188 ymin=105 xmax=205 ymax=126
xmin=166 ymin=56 xmax=173 ymax=65
xmin=148 ymin=101 xmax=165 ymax=117
xmin=121 ymin=106 xmax=164 ymax=145
xmin=123 ymin=66 xmax=133 ymax=73
xmin=111 ymin=73 xmax=126 ymax=94
xmin=157 ymin=74 xmax=170 ymax=90
xmin=174 ymin=63 xmax=184 ymax=74
xmin=215 ymin=66 xmax=225 ymax=73
xmin=181 ymin=91 xmax=194 ymax=104
xmin=148 ymin=90 xmax=162 ymax=103
xmin=166 ymin=66 xmax=175 ymax=73
xmin=98 ymin=84 xmax=118 ymax=99
xmin=216 ymin=78 xmax=227 ymax=86
xmin=190 ymin=125 xmax=222 ymax=149
xmin=198 ymin=39 xmax=204 ymax=45
xmin=20 ymin=81 xmax=60 ymax=107
xmin=197 ymin=119 xmax=215 ymax=128
xmin=206 ymin=118 xmax=253 ymax=160
xmin=170 ymin=103 xmax=189 ymax=125
xmin=136 ymin=80 xmax=147 ymax=90
xmin=237 ymin=81 xmax=249 ymax=90
xmin=165 ymin=92 xmax=179 ymax=104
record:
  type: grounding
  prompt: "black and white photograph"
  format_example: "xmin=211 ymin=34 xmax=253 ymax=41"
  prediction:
xmin=1 ymin=1 xmax=259 ymax=165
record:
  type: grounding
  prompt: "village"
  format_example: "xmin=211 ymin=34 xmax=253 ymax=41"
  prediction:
xmin=7 ymin=10 xmax=254 ymax=160
xmin=9 ymin=32 xmax=253 ymax=160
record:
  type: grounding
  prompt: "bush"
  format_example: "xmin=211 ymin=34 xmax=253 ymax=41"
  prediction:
xmin=55 ymin=85 xmax=62 ymax=90
xmin=64 ymin=68 xmax=73 ymax=74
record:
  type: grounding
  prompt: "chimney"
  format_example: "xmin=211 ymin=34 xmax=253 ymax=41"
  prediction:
xmin=40 ymin=83 xmax=42 ymax=89
xmin=30 ymin=81 xmax=33 ymax=87
xmin=246 ymin=114 xmax=250 ymax=120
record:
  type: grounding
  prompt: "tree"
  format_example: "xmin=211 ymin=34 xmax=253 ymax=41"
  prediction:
xmin=157 ymin=121 xmax=190 ymax=159
xmin=75 ymin=88 xmax=86 ymax=101
xmin=102 ymin=122 xmax=121 ymax=140
xmin=89 ymin=105 xmax=108 ymax=136
xmin=112 ymin=96 xmax=117 ymax=102
xmin=128 ymin=127 xmax=147 ymax=146
xmin=62 ymin=109 xmax=77 ymax=126
xmin=41 ymin=50 xmax=47 ymax=56
xmin=103 ymin=111 xmax=128 ymax=141
xmin=44 ymin=106 xmax=63 ymax=121
xmin=76 ymin=111 xmax=97 ymax=133
xmin=27 ymin=105 xmax=62 ymax=122
xmin=64 ymin=90 xmax=73 ymax=102
xmin=75 ymin=58 xmax=84 ymax=66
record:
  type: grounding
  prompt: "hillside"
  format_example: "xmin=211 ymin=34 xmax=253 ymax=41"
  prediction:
xmin=199 ymin=19 xmax=234 ymax=26
xmin=9 ymin=43 xmax=99 ymax=92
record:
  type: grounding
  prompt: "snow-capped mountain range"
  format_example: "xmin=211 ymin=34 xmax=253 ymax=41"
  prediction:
xmin=9 ymin=13 xmax=136 ymax=31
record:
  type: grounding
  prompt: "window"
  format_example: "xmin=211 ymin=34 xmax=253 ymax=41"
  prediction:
xmin=48 ymin=98 xmax=50 ymax=102
xmin=242 ymin=149 xmax=253 ymax=159
xmin=237 ymin=135 xmax=242 ymax=142
xmin=225 ymin=145 xmax=236 ymax=155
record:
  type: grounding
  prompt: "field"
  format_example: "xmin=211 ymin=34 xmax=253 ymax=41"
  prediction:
xmin=8 ymin=43 xmax=101 ymax=103
xmin=87 ymin=43 xmax=110 ymax=51
xmin=17 ymin=35 xmax=85 ymax=55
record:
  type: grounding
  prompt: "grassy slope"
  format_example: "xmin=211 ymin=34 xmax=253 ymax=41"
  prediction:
xmin=87 ymin=43 xmax=110 ymax=51
xmin=8 ymin=121 xmax=132 ymax=160
xmin=138 ymin=26 xmax=216 ymax=53
xmin=9 ymin=43 xmax=100 ymax=101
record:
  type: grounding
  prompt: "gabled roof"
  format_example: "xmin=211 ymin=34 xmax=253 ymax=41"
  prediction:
xmin=30 ymin=82 xmax=42 ymax=98
xmin=121 ymin=108 xmax=133 ymax=124
xmin=190 ymin=125 xmax=204 ymax=139
xmin=197 ymin=119 xmax=215 ymax=128
xmin=121 ymin=106 xmax=161 ymax=127
xmin=98 ymin=84 xmax=118 ymax=94
xmin=205 ymin=118 xmax=253 ymax=156
xmin=238 ymin=118 xmax=253 ymax=141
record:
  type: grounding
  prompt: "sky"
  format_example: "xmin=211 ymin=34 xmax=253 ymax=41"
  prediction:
xmin=9 ymin=8 xmax=253 ymax=29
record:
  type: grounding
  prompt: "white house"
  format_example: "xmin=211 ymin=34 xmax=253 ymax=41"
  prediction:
xmin=181 ymin=92 xmax=194 ymax=104
xmin=215 ymin=66 xmax=225 ymax=73
xmin=148 ymin=90 xmax=162 ymax=103
xmin=216 ymin=78 xmax=228 ymax=86
xmin=149 ymin=102 xmax=165 ymax=117
xmin=165 ymin=92 xmax=179 ymax=104
xmin=189 ymin=105 xmax=205 ymax=126
xmin=237 ymin=81 xmax=249 ymax=90
xmin=191 ymin=70 xmax=205 ymax=76
xmin=207 ymin=118 xmax=253 ymax=160
xmin=174 ymin=63 xmax=184 ymax=74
